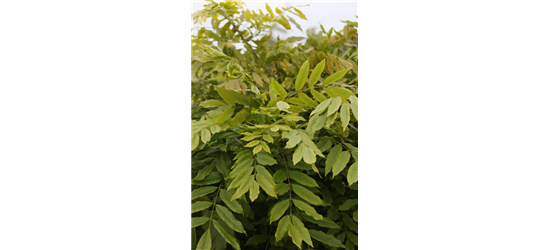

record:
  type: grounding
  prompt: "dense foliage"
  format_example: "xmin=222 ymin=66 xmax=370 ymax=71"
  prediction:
xmin=191 ymin=1 xmax=358 ymax=249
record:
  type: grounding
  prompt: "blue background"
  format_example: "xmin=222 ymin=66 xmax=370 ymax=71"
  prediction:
xmin=359 ymin=59 xmax=549 ymax=250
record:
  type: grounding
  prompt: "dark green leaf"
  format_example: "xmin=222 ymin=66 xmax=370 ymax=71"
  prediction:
xmin=219 ymin=189 xmax=243 ymax=214
xmin=212 ymin=220 xmax=241 ymax=250
xmin=309 ymin=229 xmax=345 ymax=248
xmin=191 ymin=217 xmax=209 ymax=228
xmin=196 ymin=228 xmax=212 ymax=250
xmin=191 ymin=186 xmax=217 ymax=200
xmin=215 ymin=205 xmax=246 ymax=234
xmin=192 ymin=201 xmax=212 ymax=213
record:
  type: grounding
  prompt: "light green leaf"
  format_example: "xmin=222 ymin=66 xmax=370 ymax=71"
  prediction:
xmin=293 ymin=199 xmax=323 ymax=220
xmin=261 ymin=141 xmax=271 ymax=154
xmin=289 ymin=171 xmax=319 ymax=187
xmin=191 ymin=186 xmax=217 ymax=200
xmin=302 ymin=146 xmax=316 ymax=164
xmin=325 ymin=144 xmax=342 ymax=176
xmin=219 ymin=189 xmax=243 ymax=214
xmin=310 ymin=89 xmax=327 ymax=102
xmin=295 ymin=60 xmax=309 ymax=91
xmin=297 ymin=93 xmax=318 ymax=107
xmin=347 ymin=162 xmax=358 ymax=185
xmin=256 ymin=165 xmax=277 ymax=198
xmin=230 ymin=109 xmax=250 ymax=126
xmin=307 ymin=113 xmax=326 ymax=134
xmin=270 ymin=78 xmax=287 ymax=98
xmin=292 ymin=184 xmax=323 ymax=205
xmin=275 ymin=215 xmax=291 ymax=242
xmin=324 ymin=86 xmax=354 ymax=101
xmin=244 ymin=140 xmax=260 ymax=148
xmin=332 ymin=151 xmax=351 ymax=177
xmin=270 ymin=199 xmax=290 ymax=224
xmin=200 ymin=100 xmax=226 ymax=108
xmin=275 ymin=183 xmax=289 ymax=196
xmin=231 ymin=175 xmax=253 ymax=200
xmin=215 ymin=107 xmax=234 ymax=123
xmin=283 ymin=130 xmax=301 ymax=149
xmin=288 ymin=219 xmax=302 ymax=249
xmin=322 ymin=69 xmax=350 ymax=85
xmin=215 ymin=205 xmax=246 ymax=234
xmin=276 ymin=101 xmax=290 ymax=111
xmin=191 ymin=134 xmax=200 ymax=150
xmin=191 ymin=217 xmax=209 ymax=228
xmin=265 ymin=3 xmax=274 ymax=16
xmin=256 ymin=152 xmax=277 ymax=166
xmin=212 ymin=220 xmax=241 ymax=250
xmin=192 ymin=201 xmax=212 ymax=213
xmin=349 ymin=95 xmax=358 ymax=119
xmin=309 ymin=229 xmax=345 ymax=248
xmin=292 ymin=144 xmax=304 ymax=165
xmin=292 ymin=216 xmax=313 ymax=247
xmin=327 ymin=96 xmax=341 ymax=116
xmin=215 ymin=86 xmax=248 ymax=106
xmin=308 ymin=59 xmax=325 ymax=87
xmin=310 ymin=98 xmax=331 ymax=117
xmin=200 ymin=128 xmax=211 ymax=143
xmin=249 ymin=179 xmax=259 ymax=202
xmin=253 ymin=144 xmax=263 ymax=154
xmin=340 ymin=102 xmax=350 ymax=131
xmin=262 ymin=134 xmax=274 ymax=143
xmin=196 ymin=228 xmax=212 ymax=250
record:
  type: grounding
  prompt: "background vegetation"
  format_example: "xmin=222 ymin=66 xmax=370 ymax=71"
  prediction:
xmin=191 ymin=1 xmax=358 ymax=249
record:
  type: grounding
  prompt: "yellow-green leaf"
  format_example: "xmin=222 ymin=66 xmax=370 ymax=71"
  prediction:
xmin=231 ymin=175 xmax=253 ymax=200
xmin=302 ymin=146 xmax=316 ymax=164
xmin=270 ymin=199 xmax=290 ymax=224
xmin=270 ymin=78 xmax=287 ymax=98
xmin=200 ymin=100 xmax=227 ymax=108
xmin=295 ymin=60 xmax=309 ymax=91
xmin=293 ymin=199 xmax=323 ymax=220
xmin=275 ymin=215 xmax=291 ymax=242
xmin=215 ymin=107 xmax=234 ymax=123
xmin=230 ymin=109 xmax=250 ymax=126
xmin=340 ymin=102 xmax=350 ymax=131
xmin=192 ymin=201 xmax=212 ymax=213
xmin=212 ymin=220 xmax=241 ymax=250
xmin=292 ymin=184 xmax=323 ymax=205
xmin=308 ymin=59 xmax=325 ymax=87
xmin=322 ymin=69 xmax=350 ymax=85
xmin=291 ymin=216 xmax=313 ymax=247
xmin=292 ymin=144 xmax=304 ymax=165
xmin=332 ymin=151 xmax=351 ymax=177
xmin=249 ymin=179 xmax=259 ymax=202
xmin=347 ymin=161 xmax=358 ymax=185
xmin=327 ymin=96 xmax=341 ymax=116
xmin=309 ymin=229 xmax=345 ymax=248
xmin=219 ymin=189 xmax=243 ymax=214
xmin=215 ymin=205 xmax=246 ymax=234
xmin=191 ymin=186 xmax=217 ymax=200
xmin=196 ymin=228 xmax=212 ymax=250
xmin=349 ymin=95 xmax=358 ymax=120
xmin=244 ymin=140 xmax=261 ymax=148
xmin=289 ymin=171 xmax=319 ymax=187
xmin=256 ymin=165 xmax=277 ymax=198
xmin=191 ymin=217 xmax=209 ymax=228
xmin=200 ymin=128 xmax=211 ymax=143
xmin=310 ymin=89 xmax=327 ymax=102
xmin=310 ymin=98 xmax=331 ymax=117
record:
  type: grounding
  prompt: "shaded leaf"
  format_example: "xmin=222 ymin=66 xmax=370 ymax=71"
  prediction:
xmin=275 ymin=215 xmax=291 ymax=242
xmin=219 ymin=189 xmax=243 ymax=214
xmin=216 ymin=205 xmax=246 ymax=234
xmin=196 ymin=228 xmax=212 ymax=250
xmin=191 ymin=186 xmax=217 ymax=200
xmin=191 ymin=217 xmax=209 ymax=228
xmin=213 ymin=220 xmax=241 ymax=250
xmin=192 ymin=201 xmax=212 ymax=213
xmin=309 ymin=229 xmax=345 ymax=248
xmin=270 ymin=199 xmax=289 ymax=224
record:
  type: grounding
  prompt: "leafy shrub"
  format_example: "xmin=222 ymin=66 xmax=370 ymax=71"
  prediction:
xmin=191 ymin=1 xmax=358 ymax=249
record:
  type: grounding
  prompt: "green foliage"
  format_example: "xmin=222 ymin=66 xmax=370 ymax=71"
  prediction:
xmin=192 ymin=1 xmax=358 ymax=249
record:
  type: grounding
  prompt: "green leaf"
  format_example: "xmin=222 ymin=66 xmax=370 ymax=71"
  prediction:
xmin=309 ymin=229 xmax=345 ymax=248
xmin=191 ymin=172 xmax=222 ymax=185
xmin=214 ymin=154 xmax=231 ymax=178
xmin=289 ymin=171 xmax=319 ymax=187
xmin=322 ymin=69 xmax=350 ymax=85
xmin=262 ymin=134 xmax=274 ymax=143
xmin=191 ymin=186 xmax=217 ymax=200
xmin=332 ymin=151 xmax=351 ymax=177
xmin=249 ymin=179 xmax=259 ymax=202
xmin=230 ymin=109 xmax=250 ymax=126
xmin=291 ymin=216 xmax=313 ymax=247
xmin=308 ymin=59 xmax=325 ymax=87
xmin=349 ymin=96 xmax=360 ymax=121
xmin=219 ymin=189 xmax=243 ymax=214
xmin=196 ymin=228 xmax=212 ymax=250
xmin=302 ymin=146 xmax=316 ymax=164
xmin=353 ymin=211 xmax=358 ymax=222
xmin=191 ymin=134 xmax=200 ymax=150
xmin=253 ymin=144 xmax=263 ymax=154
xmin=297 ymin=93 xmax=318 ymax=107
xmin=302 ymin=214 xmax=340 ymax=229
xmin=192 ymin=201 xmax=212 ymax=213
xmin=327 ymin=96 xmax=341 ymax=116
xmin=306 ymin=113 xmax=326 ymax=134
xmin=231 ymin=175 xmax=253 ymax=200
xmin=256 ymin=165 xmax=277 ymax=198
xmin=325 ymin=144 xmax=342 ymax=176
xmin=275 ymin=215 xmax=291 ymax=242
xmin=295 ymin=60 xmax=309 ymax=91
xmin=293 ymin=7 xmax=307 ymax=20
xmin=215 ymin=107 xmax=234 ymax=123
xmin=310 ymin=98 xmax=331 ymax=117
xmin=215 ymin=86 xmax=248 ymax=106
xmin=256 ymin=152 xmax=277 ymax=166
xmin=275 ymin=183 xmax=289 ymax=195
xmin=347 ymin=161 xmax=358 ymax=185
xmin=200 ymin=128 xmax=211 ymax=143
xmin=283 ymin=130 xmax=301 ymax=149
xmin=293 ymin=199 xmax=323 ymax=220
xmin=288 ymin=219 xmax=302 ymax=248
xmin=324 ymin=86 xmax=355 ymax=101
xmin=270 ymin=78 xmax=287 ymax=98
xmin=246 ymin=235 xmax=268 ymax=246
xmin=339 ymin=199 xmax=358 ymax=211
xmin=194 ymin=164 xmax=214 ymax=181
xmin=212 ymin=220 xmax=241 ymax=250
xmin=269 ymin=199 xmax=289 ymax=224
xmin=200 ymin=100 xmax=227 ymax=108
xmin=310 ymin=89 xmax=327 ymax=102
xmin=292 ymin=184 xmax=323 ymax=205
xmin=215 ymin=205 xmax=246 ymax=234
xmin=191 ymin=217 xmax=209 ymax=228
xmin=340 ymin=102 xmax=350 ymax=131
xmin=292 ymin=144 xmax=304 ymax=165
xmin=244 ymin=140 xmax=261 ymax=148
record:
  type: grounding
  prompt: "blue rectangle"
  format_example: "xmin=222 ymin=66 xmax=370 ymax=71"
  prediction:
xmin=359 ymin=60 xmax=549 ymax=250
